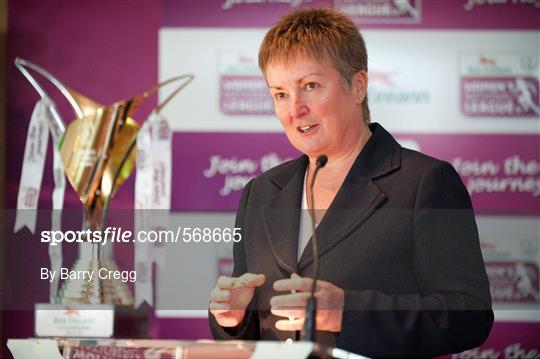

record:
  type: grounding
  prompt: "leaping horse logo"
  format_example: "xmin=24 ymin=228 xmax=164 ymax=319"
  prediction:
xmin=514 ymin=77 xmax=540 ymax=115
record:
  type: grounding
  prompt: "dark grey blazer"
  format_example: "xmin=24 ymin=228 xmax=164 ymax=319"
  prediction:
xmin=210 ymin=123 xmax=493 ymax=357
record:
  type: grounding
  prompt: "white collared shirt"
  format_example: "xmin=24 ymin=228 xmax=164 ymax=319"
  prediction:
xmin=297 ymin=170 xmax=318 ymax=261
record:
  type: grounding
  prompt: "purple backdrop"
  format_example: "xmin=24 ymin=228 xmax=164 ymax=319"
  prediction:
xmin=161 ymin=0 xmax=540 ymax=29
xmin=172 ymin=132 xmax=540 ymax=215
xmin=4 ymin=0 xmax=540 ymax=357
xmin=4 ymin=0 xmax=160 ymax=356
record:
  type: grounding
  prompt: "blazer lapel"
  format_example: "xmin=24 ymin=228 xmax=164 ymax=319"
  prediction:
xmin=298 ymin=123 xmax=401 ymax=270
xmin=262 ymin=156 xmax=308 ymax=274
xmin=297 ymin=175 xmax=386 ymax=270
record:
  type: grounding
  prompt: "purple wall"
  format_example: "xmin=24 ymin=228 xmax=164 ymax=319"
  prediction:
xmin=3 ymin=0 xmax=540 ymax=357
xmin=4 ymin=0 xmax=160 ymax=356
xmin=161 ymin=0 xmax=540 ymax=29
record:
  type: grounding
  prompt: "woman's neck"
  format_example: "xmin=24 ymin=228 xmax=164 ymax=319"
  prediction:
xmin=307 ymin=124 xmax=372 ymax=192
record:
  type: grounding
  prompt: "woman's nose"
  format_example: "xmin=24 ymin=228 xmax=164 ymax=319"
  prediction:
xmin=288 ymin=93 xmax=308 ymax=119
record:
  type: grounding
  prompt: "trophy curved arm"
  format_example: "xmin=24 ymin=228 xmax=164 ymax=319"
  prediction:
xmin=96 ymin=74 xmax=195 ymax=227
xmin=141 ymin=74 xmax=195 ymax=114
xmin=14 ymin=58 xmax=84 ymax=121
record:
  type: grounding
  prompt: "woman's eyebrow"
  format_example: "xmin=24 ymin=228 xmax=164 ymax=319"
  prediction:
xmin=268 ymin=73 xmax=323 ymax=89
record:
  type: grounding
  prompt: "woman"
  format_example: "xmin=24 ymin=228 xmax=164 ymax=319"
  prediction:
xmin=209 ymin=8 xmax=493 ymax=357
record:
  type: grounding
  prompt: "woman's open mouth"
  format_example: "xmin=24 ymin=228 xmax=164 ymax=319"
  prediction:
xmin=297 ymin=124 xmax=319 ymax=134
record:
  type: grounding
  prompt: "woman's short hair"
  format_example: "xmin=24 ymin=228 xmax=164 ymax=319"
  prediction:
xmin=259 ymin=7 xmax=370 ymax=123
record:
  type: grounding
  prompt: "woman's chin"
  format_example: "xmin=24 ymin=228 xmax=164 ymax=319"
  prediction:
xmin=297 ymin=146 xmax=328 ymax=159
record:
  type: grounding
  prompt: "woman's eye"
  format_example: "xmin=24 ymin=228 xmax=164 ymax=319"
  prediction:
xmin=274 ymin=92 xmax=288 ymax=101
xmin=304 ymin=82 xmax=318 ymax=91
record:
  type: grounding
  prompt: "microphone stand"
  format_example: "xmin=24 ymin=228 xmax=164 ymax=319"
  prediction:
xmin=301 ymin=155 xmax=327 ymax=342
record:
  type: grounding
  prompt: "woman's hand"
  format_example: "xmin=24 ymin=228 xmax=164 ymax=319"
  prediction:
xmin=270 ymin=273 xmax=344 ymax=332
xmin=209 ymin=273 xmax=266 ymax=327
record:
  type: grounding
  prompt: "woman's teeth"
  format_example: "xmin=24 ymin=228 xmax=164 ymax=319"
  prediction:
xmin=299 ymin=125 xmax=316 ymax=133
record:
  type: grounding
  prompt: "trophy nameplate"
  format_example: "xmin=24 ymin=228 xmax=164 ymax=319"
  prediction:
xmin=35 ymin=303 xmax=114 ymax=338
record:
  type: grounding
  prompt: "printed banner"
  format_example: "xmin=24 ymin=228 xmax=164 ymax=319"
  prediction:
xmin=62 ymin=346 xmax=176 ymax=359
xmin=160 ymin=29 xmax=539 ymax=134
xmin=161 ymin=0 xmax=540 ymax=29
xmin=171 ymin=132 xmax=539 ymax=215
xmin=448 ymin=322 xmax=540 ymax=359
xmin=396 ymin=133 xmax=540 ymax=215
xmin=171 ymin=132 xmax=299 ymax=211
xmin=219 ymin=51 xmax=273 ymax=116
xmin=477 ymin=216 xmax=539 ymax=305
xmin=460 ymin=53 xmax=539 ymax=118
xmin=333 ymin=0 xmax=422 ymax=24
xmin=486 ymin=262 xmax=539 ymax=303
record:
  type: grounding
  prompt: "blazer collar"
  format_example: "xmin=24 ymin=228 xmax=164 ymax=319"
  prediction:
xmin=268 ymin=123 xmax=401 ymax=186
xmin=261 ymin=156 xmax=306 ymax=274
xmin=351 ymin=122 xmax=402 ymax=180
xmin=263 ymin=123 xmax=402 ymax=273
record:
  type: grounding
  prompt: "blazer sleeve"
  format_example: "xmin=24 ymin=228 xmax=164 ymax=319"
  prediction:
xmin=336 ymin=161 xmax=494 ymax=357
xmin=209 ymin=179 xmax=260 ymax=340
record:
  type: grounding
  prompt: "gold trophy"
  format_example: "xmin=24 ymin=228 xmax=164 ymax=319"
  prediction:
xmin=15 ymin=58 xmax=192 ymax=320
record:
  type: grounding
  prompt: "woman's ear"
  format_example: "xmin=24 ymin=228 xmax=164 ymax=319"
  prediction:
xmin=351 ymin=70 xmax=368 ymax=104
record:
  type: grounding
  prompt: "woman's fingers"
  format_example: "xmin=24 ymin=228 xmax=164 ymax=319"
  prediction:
xmin=235 ymin=273 xmax=266 ymax=288
xmin=270 ymin=292 xmax=310 ymax=320
xmin=275 ymin=318 xmax=304 ymax=331
xmin=273 ymin=277 xmax=311 ymax=292
xmin=271 ymin=308 xmax=305 ymax=319
xmin=217 ymin=276 xmax=236 ymax=290
xmin=270 ymin=292 xmax=310 ymax=308
xmin=217 ymin=273 xmax=266 ymax=290
xmin=273 ymin=273 xmax=327 ymax=292
xmin=209 ymin=301 xmax=230 ymax=314
xmin=210 ymin=288 xmax=231 ymax=302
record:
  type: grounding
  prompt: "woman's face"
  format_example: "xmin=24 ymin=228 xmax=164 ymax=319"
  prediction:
xmin=265 ymin=56 xmax=367 ymax=159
